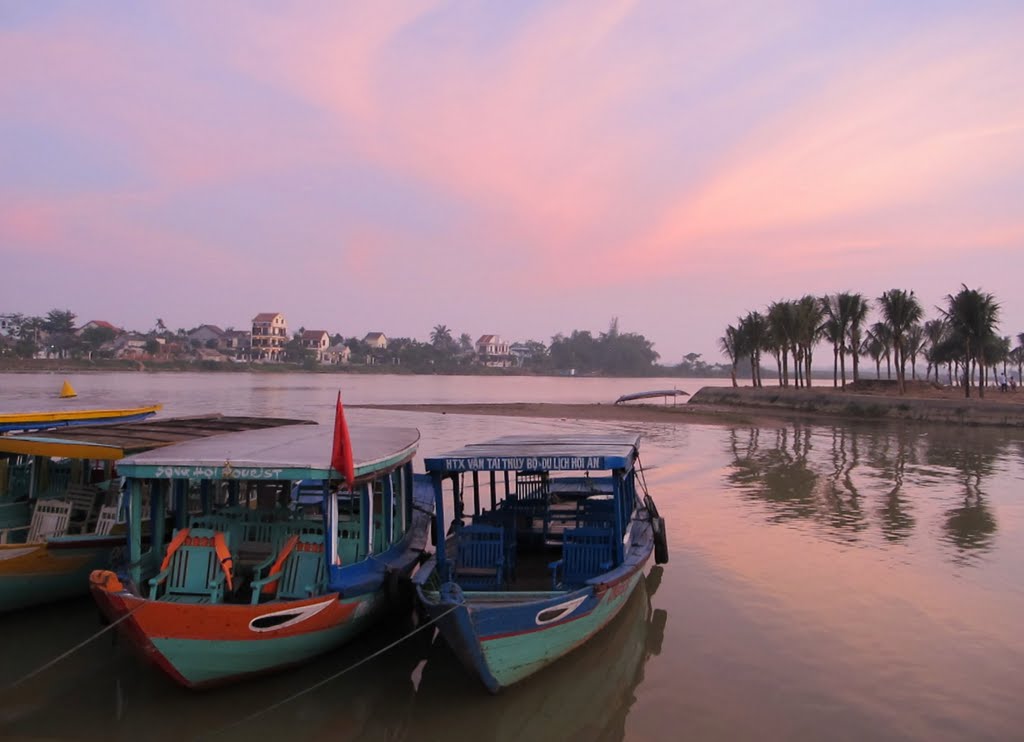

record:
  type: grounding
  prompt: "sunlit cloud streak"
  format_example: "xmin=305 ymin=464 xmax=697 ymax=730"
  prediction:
xmin=1 ymin=2 xmax=1022 ymax=360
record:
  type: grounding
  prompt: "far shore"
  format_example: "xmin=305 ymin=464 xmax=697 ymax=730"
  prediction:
xmin=352 ymin=380 xmax=1024 ymax=429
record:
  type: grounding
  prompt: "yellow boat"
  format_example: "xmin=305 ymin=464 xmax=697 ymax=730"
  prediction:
xmin=0 ymin=403 xmax=163 ymax=433
xmin=0 ymin=415 xmax=314 ymax=613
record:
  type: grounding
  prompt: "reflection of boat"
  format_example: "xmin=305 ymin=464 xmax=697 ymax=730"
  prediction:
xmin=614 ymin=389 xmax=688 ymax=405
xmin=0 ymin=416 xmax=311 ymax=613
xmin=90 ymin=423 xmax=434 ymax=688
xmin=415 ymin=433 xmax=667 ymax=692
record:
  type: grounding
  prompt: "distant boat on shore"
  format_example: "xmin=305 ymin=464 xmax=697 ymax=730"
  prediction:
xmin=614 ymin=389 xmax=689 ymax=405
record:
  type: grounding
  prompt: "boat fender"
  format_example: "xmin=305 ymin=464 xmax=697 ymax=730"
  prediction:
xmin=652 ymin=517 xmax=669 ymax=565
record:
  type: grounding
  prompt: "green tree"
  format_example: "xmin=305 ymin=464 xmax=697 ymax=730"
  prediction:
xmin=43 ymin=309 xmax=76 ymax=333
xmin=81 ymin=326 xmax=117 ymax=356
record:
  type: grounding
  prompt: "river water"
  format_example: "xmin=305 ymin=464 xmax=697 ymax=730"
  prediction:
xmin=0 ymin=372 xmax=1022 ymax=741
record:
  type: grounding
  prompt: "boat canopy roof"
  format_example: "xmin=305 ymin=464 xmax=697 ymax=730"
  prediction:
xmin=424 ymin=433 xmax=641 ymax=473
xmin=0 ymin=415 xmax=313 ymax=461
xmin=118 ymin=424 xmax=420 ymax=481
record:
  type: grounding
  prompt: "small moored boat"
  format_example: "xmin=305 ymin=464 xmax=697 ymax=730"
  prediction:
xmin=0 ymin=403 xmax=162 ymax=433
xmin=414 ymin=432 xmax=668 ymax=692
xmin=0 ymin=415 xmax=310 ymax=613
xmin=90 ymin=421 xmax=432 ymax=688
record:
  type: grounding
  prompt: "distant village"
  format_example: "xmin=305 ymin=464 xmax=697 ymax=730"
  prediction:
xmin=0 ymin=310 xmax=718 ymax=377
xmin=0 ymin=311 xmax=531 ymax=370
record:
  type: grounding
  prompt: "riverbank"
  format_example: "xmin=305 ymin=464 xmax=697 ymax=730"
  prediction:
xmin=353 ymin=380 xmax=1024 ymax=428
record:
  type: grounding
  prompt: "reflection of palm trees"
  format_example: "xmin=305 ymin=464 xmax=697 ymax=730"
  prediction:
xmin=725 ymin=424 xmax=928 ymax=542
xmin=876 ymin=434 xmax=915 ymax=543
xmin=925 ymin=439 xmax=1002 ymax=559
xmin=726 ymin=425 xmax=820 ymax=523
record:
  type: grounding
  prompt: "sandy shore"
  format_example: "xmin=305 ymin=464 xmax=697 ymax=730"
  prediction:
xmin=351 ymin=400 xmax=753 ymax=425
xmin=352 ymin=381 xmax=1024 ymax=428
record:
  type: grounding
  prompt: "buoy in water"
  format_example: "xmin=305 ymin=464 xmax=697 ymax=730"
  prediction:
xmin=59 ymin=380 xmax=77 ymax=398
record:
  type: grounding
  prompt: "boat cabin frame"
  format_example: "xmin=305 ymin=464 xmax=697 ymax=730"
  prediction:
xmin=424 ymin=433 xmax=643 ymax=591
xmin=115 ymin=425 xmax=421 ymax=602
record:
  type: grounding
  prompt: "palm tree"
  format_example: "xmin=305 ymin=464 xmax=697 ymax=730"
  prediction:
xmin=738 ymin=311 xmax=768 ymax=387
xmin=430 ymin=324 xmax=453 ymax=349
xmin=793 ymin=295 xmax=824 ymax=388
xmin=904 ymin=323 xmax=925 ymax=381
xmin=862 ymin=331 xmax=885 ymax=379
xmin=940 ymin=284 xmax=1000 ymax=398
xmin=822 ymin=293 xmax=857 ymax=388
xmin=878 ymin=289 xmax=923 ymax=393
xmin=821 ymin=307 xmax=844 ymax=387
xmin=923 ymin=319 xmax=949 ymax=383
xmin=719 ymin=325 xmax=740 ymax=387
xmin=846 ymin=294 xmax=870 ymax=383
xmin=767 ymin=301 xmax=798 ymax=387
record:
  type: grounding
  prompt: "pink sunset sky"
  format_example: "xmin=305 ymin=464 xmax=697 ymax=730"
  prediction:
xmin=2 ymin=1 xmax=1023 ymax=364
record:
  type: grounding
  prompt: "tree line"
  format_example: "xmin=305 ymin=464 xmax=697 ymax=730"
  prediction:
xmin=719 ymin=285 xmax=1021 ymax=398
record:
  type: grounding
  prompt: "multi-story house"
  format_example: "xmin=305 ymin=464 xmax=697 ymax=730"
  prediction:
xmin=362 ymin=332 xmax=388 ymax=349
xmin=475 ymin=334 xmax=511 ymax=367
xmin=300 ymin=330 xmax=331 ymax=361
xmin=251 ymin=312 xmax=287 ymax=361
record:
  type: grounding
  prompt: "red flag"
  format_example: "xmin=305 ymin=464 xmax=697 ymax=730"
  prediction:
xmin=330 ymin=391 xmax=355 ymax=488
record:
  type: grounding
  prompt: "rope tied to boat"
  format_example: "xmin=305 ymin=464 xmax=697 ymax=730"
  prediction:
xmin=202 ymin=602 xmax=461 ymax=740
xmin=3 ymin=600 xmax=146 ymax=691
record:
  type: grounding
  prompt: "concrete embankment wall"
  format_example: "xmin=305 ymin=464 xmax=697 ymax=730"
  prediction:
xmin=689 ymin=386 xmax=1024 ymax=428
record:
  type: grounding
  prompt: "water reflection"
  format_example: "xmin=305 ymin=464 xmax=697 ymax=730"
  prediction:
xmin=0 ymin=569 xmax=667 ymax=741
xmin=724 ymin=423 xmax=1022 ymax=562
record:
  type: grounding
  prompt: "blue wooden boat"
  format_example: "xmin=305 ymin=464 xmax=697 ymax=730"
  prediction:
xmin=90 ymin=423 xmax=434 ymax=688
xmin=414 ymin=432 xmax=668 ymax=692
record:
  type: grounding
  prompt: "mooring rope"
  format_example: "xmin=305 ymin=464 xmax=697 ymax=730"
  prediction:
xmin=636 ymin=453 xmax=652 ymax=501
xmin=5 ymin=601 xmax=145 ymax=691
xmin=203 ymin=602 xmax=461 ymax=740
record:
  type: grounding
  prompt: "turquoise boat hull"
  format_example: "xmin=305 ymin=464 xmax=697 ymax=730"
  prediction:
xmin=420 ymin=560 xmax=649 ymax=692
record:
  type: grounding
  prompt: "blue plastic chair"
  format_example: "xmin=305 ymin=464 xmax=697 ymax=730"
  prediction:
xmin=549 ymin=527 xmax=614 ymax=588
xmin=452 ymin=523 xmax=505 ymax=590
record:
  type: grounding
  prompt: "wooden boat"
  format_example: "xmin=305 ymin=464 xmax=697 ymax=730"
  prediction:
xmin=0 ymin=415 xmax=311 ymax=613
xmin=90 ymin=423 xmax=433 ymax=688
xmin=614 ymin=389 xmax=689 ymax=405
xmin=414 ymin=432 xmax=668 ymax=692
xmin=0 ymin=403 xmax=162 ymax=433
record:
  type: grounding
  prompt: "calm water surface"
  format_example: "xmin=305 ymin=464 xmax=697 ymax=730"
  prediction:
xmin=0 ymin=373 xmax=1022 ymax=741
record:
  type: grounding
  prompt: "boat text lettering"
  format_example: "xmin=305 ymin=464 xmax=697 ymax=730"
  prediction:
xmin=442 ymin=456 xmax=603 ymax=471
